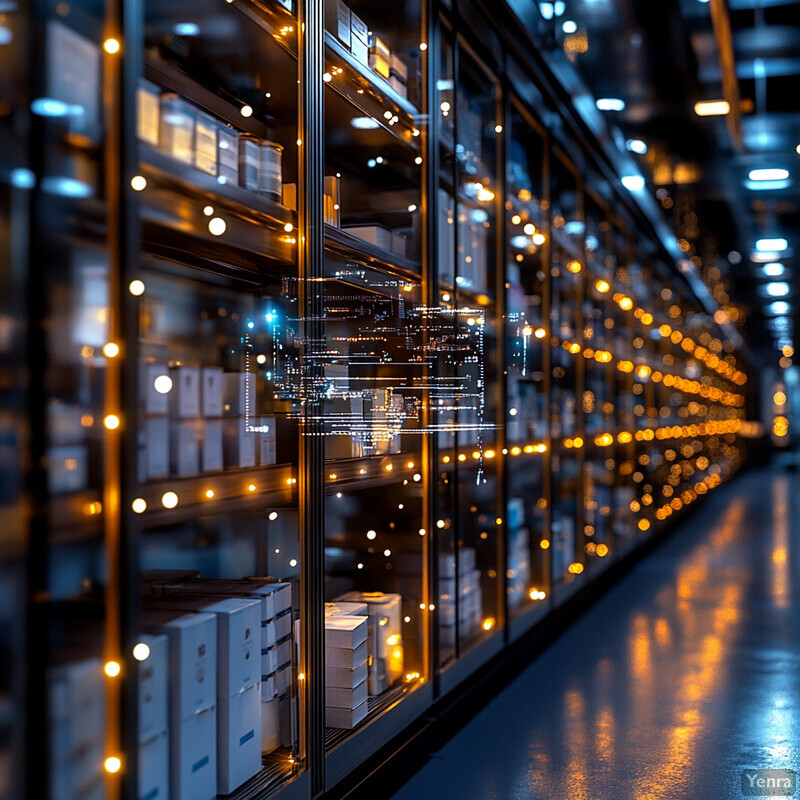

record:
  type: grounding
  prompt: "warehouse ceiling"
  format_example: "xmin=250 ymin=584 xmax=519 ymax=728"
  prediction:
xmin=533 ymin=0 xmax=800 ymax=364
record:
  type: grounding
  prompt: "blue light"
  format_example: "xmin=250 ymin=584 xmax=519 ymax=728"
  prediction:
xmin=173 ymin=22 xmax=200 ymax=36
xmin=763 ymin=263 xmax=785 ymax=277
xmin=539 ymin=2 xmax=554 ymax=20
xmin=367 ymin=159 xmax=377 ymax=168
xmin=247 ymin=321 xmax=255 ymax=329
xmin=621 ymin=175 xmax=645 ymax=192
xmin=41 ymin=176 xmax=93 ymax=198
xmin=562 ymin=19 xmax=577 ymax=33
xmin=10 ymin=168 xmax=35 ymax=189
xmin=765 ymin=282 xmax=790 ymax=298
xmin=626 ymin=138 xmax=648 ymax=154
xmin=470 ymin=209 xmax=489 ymax=223
xmin=554 ymin=1 xmax=566 ymax=15
xmin=511 ymin=235 xmax=530 ymax=248
xmin=744 ymin=179 xmax=791 ymax=191
xmin=564 ymin=221 xmax=585 ymax=235
xmin=757 ymin=238 xmax=788 ymax=252
xmin=767 ymin=301 xmax=791 ymax=315
xmin=596 ymin=98 xmax=626 ymax=111
xmin=351 ymin=117 xmax=380 ymax=130
xmin=31 ymin=97 xmax=72 ymax=117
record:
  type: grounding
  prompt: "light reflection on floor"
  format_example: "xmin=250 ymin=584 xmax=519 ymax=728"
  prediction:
xmin=389 ymin=469 xmax=799 ymax=800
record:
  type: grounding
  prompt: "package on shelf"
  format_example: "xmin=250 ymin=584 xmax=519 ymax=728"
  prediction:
xmin=327 ymin=700 xmax=368 ymax=730
xmin=217 ymin=125 xmax=239 ymax=186
xmin=139 ymin=730 xmax=169 ymax=800
xmin=258 ymin=141 xmax=283 ymax=202
xmin=325 ymin=0 xmax=351 ymax=47
xmin=390 ymin=54 xmax=408 ymax=84
xmin=238 ymin=134 xmax=260 ymax=192
xmin=136 ymin=633 xmax=169 ymax=744
xmin=349 ymin=11 xmax=369 ymax=65
xmin=282 ymin=182 xmax=297 ymax=210
xmin=223 ymin=372 xmax=256 ymax=417
xmin=326 ymin=639 xmax=368 ymax=670
xmin=194 ymin=110 xmax=219 ymax=177
xmin=169 ymin=366 xmax=201 ymax=419
xmin=335 ymin=591 xmax=403 ymax=695
xmin=201 ymin=419 xmax=224 ymax=472
xmin=200 ymin=368 xmax=224 ymax=418
xmin=144 ymin=609 xmax=217 ymax=800
xmin=326 ymin=678 xmax=368 ymax=711
xmin=223 ymin=418 xmax=256 ymax=469
xmin=326 ymin=659 xmax=368 ymax=690
xmin=48 ymin=658 xmax=106 ymax=800
xmin=141 ymin=361 xmax=171 ymax=415
xmin=159 ymin=93 xmax=195 ymax=165
xmin=137 ymin=78 xmax=160 ymax=146
xmin=389 ymin=74 xmax=407 ymax=98
xmin=258 ymin=416 xmax=276 ymax=466
xmin=368 ymin=52 xmax=390 ymax=80
xmin=390 ymin=231 xmax=407 ymax=259
xmin=260 ymin=697 xmax=281 ymax=753
xmin=343 ymin=223 xmax=392 ymax=252
xmin=47 ymin=444 xmax=88 ymax=493
xmin=170 ymin=419 xmax=201 ymax=476
xmin=324 ymin=614 xmax=369 ymax=650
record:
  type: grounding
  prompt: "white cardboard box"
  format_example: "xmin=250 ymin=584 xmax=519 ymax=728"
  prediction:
xmin=159 ymin=94 xmax=195 ymax=165
xmin=324 ymin=616 xmax=368 ymax=650
xmin=325 ymin=640 xmax=368 ymax=670
xmin=170 ymin=419 xmax=200 ymax=476
xmin=326 ymin=660 xmax=368 ymax=689
xmin=174 ymin=707 xmax=217 ymax=800
xmin=194 ymin=111 xmax=218 ymax=176
xmin=350 ymin=11 xmax=368 ymax=44
xmin=325 ymin=601 xmax=368 ymax=617
xmin=141 ymin=362 xmax=170 ymax=415
xmin=217 ymin=682 xmax=261 ymax=795
xmin=350 ymin=33 xmax=368 ymax=66
xmin=275 ymin=664 xmax=291 ymax=697
xmin=326 ymin=699 xmax=367 ymax=730
xmin=169 ymin=366 xmax=201 ymax=419
xmin=223 ymin=418 xmax=257 ymax=469
xmin=344 ymin=224 xmax=392 ymax=251
xmin=202 ymin=597 xmax=260 ymax=696
xmin=138 ymin=730 xmax=169 ymax=800
xmin=325 ymin=0 xmax=351 ymax=47
xmin=274 ymin=611 xmax=292 ymax=641
xmin=137 ymin=633 xmax=169 ymax=744
xmin=201 ymin=368 xmax=224 ymax=417
xmin=223 ymin=373 xmax=256 ymax=416
xmin=261 ymin=697 xmax=281 ymax=754
xmin=137 ymin=79 xmax=160 ymax=146
xmin=202 ymin=419 xmax=224 ymax=472
xmin=326 ymin=678 xmax=368 ymax=710
xmin=217 ymin=126 xmax=239 ymax=186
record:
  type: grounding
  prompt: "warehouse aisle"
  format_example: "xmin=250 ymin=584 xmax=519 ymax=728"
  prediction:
xmin=390 ymin=467 xmax=800 ymax=800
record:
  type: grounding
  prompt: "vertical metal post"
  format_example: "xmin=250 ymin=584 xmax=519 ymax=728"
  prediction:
xmin=298 ymin=0 xmax=325 ymax=793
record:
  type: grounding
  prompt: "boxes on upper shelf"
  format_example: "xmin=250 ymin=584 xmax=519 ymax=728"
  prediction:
xmin=325 ymin=0 xmax=351 ymax=48
xmin=368 ymin=36 xmax=391 ymax=79
xmin=137 ymin=79 xmax=160 ymax=146
xmin=344 ymin=224 xmax=392 ymax=252
xmin=159 ymin=94 xmax=195 ymax=165
xmin=335 ymin=592 xmax=402 ymax=695
xmin=223 ymin=419 xmax=257 ymax=469
xmin=201 ymin=368 xmax=224 ymax=418
xmin=171 ymin=419 xmax=200 ymax=476
xmin=201 ymin=419 xmax=224 ymax=472
xmin=324 ymin=615 xmax=368 ymax=650
xmin=349 ymin=11 xmax=368 ymax=65
xmin=326 ymin=639 xmax=368 ymax=670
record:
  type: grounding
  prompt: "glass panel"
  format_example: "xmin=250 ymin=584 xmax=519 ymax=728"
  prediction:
xmin=505 ymin=103 xmax=549 ymax=617
xmin=322 ymin=0 xmax=427 ymax=743
xmin=451 ymin=46 xmax=501 ymax=651
xmin=548 ymin=151 xmax=584 ymax=586
xmin=134 ymin=0 xmax=303 ymax=796
xmin=0 ymin=3 xmax=28 ymax=796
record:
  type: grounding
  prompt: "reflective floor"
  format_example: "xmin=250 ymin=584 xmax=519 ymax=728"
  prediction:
xmin=390 ymin=467 xmax=800 ymax=800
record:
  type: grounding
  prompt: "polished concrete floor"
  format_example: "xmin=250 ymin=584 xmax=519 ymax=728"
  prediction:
xmin=390 ymin=466 xmax=800 ymax=800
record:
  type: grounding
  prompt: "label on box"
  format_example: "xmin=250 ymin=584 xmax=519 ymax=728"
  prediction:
xmin=139 ymin=731 xmax=169 ymax=800
xmin=174 ymin=707 xmax=217 ymax=800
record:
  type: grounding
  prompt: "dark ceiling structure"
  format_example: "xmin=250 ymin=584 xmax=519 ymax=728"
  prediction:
xmin=531 ymin=0 xmax=800 ymax=363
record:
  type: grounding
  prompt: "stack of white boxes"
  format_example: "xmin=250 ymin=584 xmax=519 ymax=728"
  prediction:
xmin=154 ymin=577 xmax=293 ymax=755
xmin=200 ymin=367 xmax=225 ymax=473
xmin=137 ymin=633 xmax=170 ymax=800
xmin=223 ymin=372 xmax=257 ymax=469
xmin=336 ymin=591 xmax=403 ymax=696
xmin=138 ymin=359 xmax=170 ymax=483
xmin=48 ymin=659 xmax=106 ymax=800
xmin=506 ymin=498 xmax=531 ymax=610
xmin=148 ymin=610 xmax=218 ymax=800
xmin=169 ymin=365 xmax=201 ymax=477
xmin=324 ymin=608 xmax=369 ymax=729
xmin=439 ymin=548 xmax=482 ymax=646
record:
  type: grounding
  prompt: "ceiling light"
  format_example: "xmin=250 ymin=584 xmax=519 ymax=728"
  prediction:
xmin=596 ymin=98 xmax=625 ymax=111
xmin=621 ymin=174 xmax=645 ymax=191
xmin=763 ymin=263 xmax=786 ymax=277
xmin=757 ymin=238 xmax=788 ymax=252
xmin=765 ymin=282 xmax=790 ymax=297
xmin=626 ymin=139 xmax=648 ymax=154
xmin=173 ymin=22 xmax=200 ymax=36
xmin=351 ymin=117 xmax=379 ymax=129
xmin=562 ymin=19 xmax=578 ymax=33
xmin=749 ymin=168 xmax=789 ymax=182
xmin=694 ymin=100 xmax=730 ymax=116
xmin=539 ymin=2 xmax=554 ymax=20
xmin=744 ymin=179 xmax=791 ymax=191
xmin=767 ymin=301 xmax=791 ymax=315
